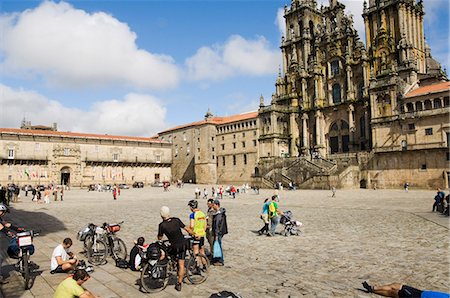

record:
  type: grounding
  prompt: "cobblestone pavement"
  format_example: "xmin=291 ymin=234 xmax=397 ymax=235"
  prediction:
xmin=1 ymin=186 xmax=449 ymax=297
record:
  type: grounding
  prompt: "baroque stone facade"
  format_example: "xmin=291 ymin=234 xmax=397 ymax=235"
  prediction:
xmin=0 ymin=128 xmax=172 ymax=187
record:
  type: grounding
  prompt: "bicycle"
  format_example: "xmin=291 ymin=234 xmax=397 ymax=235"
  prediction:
xmin=7 ymin=230 xmax=39 ymax=290
xmin=140 ymin=237 xmax=209 ymax=293
xmin=84 ymin=221 xmax=127 ymax=265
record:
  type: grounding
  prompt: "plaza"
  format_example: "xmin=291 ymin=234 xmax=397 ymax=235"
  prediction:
xmin=1 ymin=185 xmax=449 ymax=297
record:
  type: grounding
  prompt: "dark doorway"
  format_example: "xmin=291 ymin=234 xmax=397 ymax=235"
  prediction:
xmin=342 ymin=135 xmax=349 ymax=152
xmin=60 ymin=167 xmax=71 ymax=185
xmin=360 ymin=179 xmax=367 ymax=189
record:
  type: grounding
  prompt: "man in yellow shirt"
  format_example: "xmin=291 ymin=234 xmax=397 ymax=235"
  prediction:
xmin=188 ymin=200 xmax=207 ymax=260
xmin=54 ymin=269 xmax=97 ymax=298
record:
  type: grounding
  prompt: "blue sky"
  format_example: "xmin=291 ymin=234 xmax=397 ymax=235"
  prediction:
xmin=0 ymin=0 xmax=448 ymax=137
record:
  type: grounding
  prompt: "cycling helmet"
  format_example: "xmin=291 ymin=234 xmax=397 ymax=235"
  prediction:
xmin=0 ymin=204 xmax=8 ymax=213
xmin=188 ymin=200 xmax=198 ymax=209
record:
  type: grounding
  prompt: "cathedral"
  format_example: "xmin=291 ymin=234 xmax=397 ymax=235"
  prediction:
xmin=257 ymin=0 xmax=449 ymax=189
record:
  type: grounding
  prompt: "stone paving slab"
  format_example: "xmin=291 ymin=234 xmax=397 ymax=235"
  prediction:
xmin=1 ymin=186 xmax=449 ymax=297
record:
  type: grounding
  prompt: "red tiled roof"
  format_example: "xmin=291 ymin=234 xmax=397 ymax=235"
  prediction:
xmin=159 ymin=111 xmax=258 ymax=134
xmin=405 ymin=81 xmax=450 ymax=98
xmin=0 ymin=128 xmax=167 ymax=144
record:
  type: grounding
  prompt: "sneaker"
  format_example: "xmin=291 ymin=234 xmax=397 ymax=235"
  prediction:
xmin=362 ymin=281 xmax=373 ymax=293
xmin=213 ymin=262 xmax=224 ymax=266
xmin=85 ymin=266 xmax=94 ymax=273
xmin=50 ymin=270 xmax=56 ymax=274
xmin=175 ymin=282 xmax=182 ymax=291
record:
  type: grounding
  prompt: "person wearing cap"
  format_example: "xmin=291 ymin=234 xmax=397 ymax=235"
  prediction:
xmin=53 ymin=269 xmax=98 ymax=298
xmin=188 ymin=200 xmax=207 ymax=266
xmin=212 ymin=199 xmax=228 ymax=266
xmin=157 ymin=206 xmax=194 ymax=291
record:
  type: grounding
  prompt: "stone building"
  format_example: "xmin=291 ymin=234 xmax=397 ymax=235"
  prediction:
xmin=0 ymin=128 xmax=171 ymax=187
xmin=158 ymin=111 xmax=259 ymax=185
xmin=254 ymin=0 xmax=449 ymax=189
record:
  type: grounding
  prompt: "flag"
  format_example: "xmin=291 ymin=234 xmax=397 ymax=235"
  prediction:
xmin=25 ymin=169 xmax=30 ymax=177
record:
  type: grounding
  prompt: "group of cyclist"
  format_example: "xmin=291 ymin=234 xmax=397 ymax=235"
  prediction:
xmin=156 ymin=198 xmax=220 ymax=291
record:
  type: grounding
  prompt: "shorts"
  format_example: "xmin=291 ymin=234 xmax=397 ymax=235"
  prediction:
xmin=399 ymin=285 xmax=423 ymax=298
xmin=169 ymin=245 xmax=187 ymax=260
xmin=51 ymin=265 xmax=66 ymax=274
xmin=192 ymin=237 xmax=205 ymax=248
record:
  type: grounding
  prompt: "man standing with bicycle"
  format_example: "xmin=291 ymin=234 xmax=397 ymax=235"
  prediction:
xmin=157 ymin=206 xmax=193 ymax=292
xmin=188 ymin=200 xmax=207 ymax=269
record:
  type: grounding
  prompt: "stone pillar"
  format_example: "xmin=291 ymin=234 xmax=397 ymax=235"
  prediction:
xmin=315 ymin=110 xmax=321 ymax=147
xmin=271 ymin=112 xmax=277 ymax=134
xmin=314 ymin=75 xmax=319 ymax=106
xmin=398 ymin=4 xmax=404 ymax=35
xmin=289 ymin=112 xmax=299 ymax=157
xmin=363 ymin=62 xmax=369 ymax=96
xmin=364 ymin=107 xmax=370 ymax=140
xmin=348 ymin=104 xmax=355 ymax=151
xmin=302 ymin=113 xmax=309 ymax=151
xmin=282 ymin=49 xmax=287 ymax=78
xmin=301 ymin=78 xmax=308 ymax=108
xmin=364 ymin=16 xmax=371 ymax=48
xmin=346 ymin=65 xmax=354 ymax=100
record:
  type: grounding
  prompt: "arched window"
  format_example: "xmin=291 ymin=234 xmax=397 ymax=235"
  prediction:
xmin=341 ymin=120 xmax=349 ymax=130
xmin=331 ymin=60 xmax=340 ymax=76
xmin=433 ymin=98 xmax=442 ymax=109
xmin=406 ymin=102 xmax=414 ymax=112
xmin=415 ymin=102 xmax=423 ymax=111
xmin=424 ymin=100 xmax=432 ymax=110
xmin=332 ymin=84 xmax=341 ymax=103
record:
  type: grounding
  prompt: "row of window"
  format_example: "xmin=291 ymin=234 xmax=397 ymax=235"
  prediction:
xmin=405 ymin=124 xmax=435 ymax=135
xmin=220 ymin=140 xmax=257 ymax=150
xmin=220 ymin=154 xmax=248 ymax=166
xmin=404 ymin=97 xmax=450 ymax=113
xmin=217 ymin=121 xmax=257 ymax=134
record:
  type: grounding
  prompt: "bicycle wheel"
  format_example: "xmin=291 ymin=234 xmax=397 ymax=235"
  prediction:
xmin=186 ymin=253 xmax=209 ymax=284
xmin=22 ymin=252 xmax=31 ymax=290
xmin=111 ymin=238 xmax=127 ymax=260
xmin=87 ymin=240 xmax=107 ymax=265
xmin=140 ymin=262 xmax=169 ymax=293
xmin=83 ymin=235 xmax=94 ymax=252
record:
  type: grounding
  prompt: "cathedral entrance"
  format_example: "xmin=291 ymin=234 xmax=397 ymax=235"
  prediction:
xmin=328 ymin=120 xmax=350 ymax=154
xmin=60 ymin=167 xmax=71 ymax=186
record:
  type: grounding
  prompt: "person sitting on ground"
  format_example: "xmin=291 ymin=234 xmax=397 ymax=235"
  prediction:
xmin=158 ymin=206 xmax=194 ymax=291
xmin=53 ymin=269 xmax=98 ymax=298
xmin=129 ymin=236 xmax=148 ymax=271
xmin=51 ymin=238 xmax=78 ymax=274
xmin=362 ymin=281 xmax=450 ymax=298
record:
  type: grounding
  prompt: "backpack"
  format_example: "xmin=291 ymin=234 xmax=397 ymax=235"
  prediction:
xmin=268 ymin=202 xmax=276 ymax=218
xmin=115 ymin=258 xmax=130 ymax=269
xmin=209 ymin=291 xmax=242 ymax=298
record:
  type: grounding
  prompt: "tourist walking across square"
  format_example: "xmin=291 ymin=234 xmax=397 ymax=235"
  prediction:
xmin=268 ymin=195 xmax=284 ymax=237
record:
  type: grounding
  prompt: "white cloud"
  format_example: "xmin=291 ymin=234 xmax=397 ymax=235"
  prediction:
xmin=185 ymin=35 xmax=280 ymax=81
xmin=0 ymin=84 xmax=167 ymax=137
xmin=276 ymin=8 xmax=286 ymax=38
xmin=0 ymin=1 xmax=180 ymax=90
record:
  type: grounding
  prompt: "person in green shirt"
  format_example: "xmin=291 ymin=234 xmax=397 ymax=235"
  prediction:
xmin=268 ymin=195 xmax=284 ymax=237
xmin=54 ymin=269 xmax=97 ymax=298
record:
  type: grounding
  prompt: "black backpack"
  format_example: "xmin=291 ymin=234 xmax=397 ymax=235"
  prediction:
xmin=115 ymin=258 xmax=130 ymax=269
xmin=209 ymin=291 xmax=241 ymax=298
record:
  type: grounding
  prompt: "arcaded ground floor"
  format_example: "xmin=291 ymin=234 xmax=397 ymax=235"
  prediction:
xmin=1 ymin=185 xmax=449 ymax=297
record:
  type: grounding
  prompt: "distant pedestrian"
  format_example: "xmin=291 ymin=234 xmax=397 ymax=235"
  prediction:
xmin=44 ymin=187 xmax=50 ymax=204
xmin=203 ymin=188 xmax=208 ymax=199
xmin=404 ymin=182 xmax=409 ymax=192
xmin=60 ymin=187 xmax=64 ymax=201
xmin=24 ymin=185 xmax=29 ymax=197
xmin=257 ymin=198 xmax=271 ymax=235
xmin=331 ymin=186 xmax=336 ymax=198
xmin=113 ymin=186 xmax=117 ymax=200
xmin=53 ymin=189 xmax=58 ymax=201
xmin=195 ymin=187 xmax=200 ymax=200
xmin=267 ymin=195 xmax=284 ymax=237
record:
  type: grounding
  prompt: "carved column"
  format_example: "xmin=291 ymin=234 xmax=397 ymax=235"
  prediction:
xmin=346 ymin=65 xmax=354 ymax=100
xmin=363 ymin=61 xmax=369 ymax=96
xmin=315 ymin=110 xmax=321 ymax=147
xmin=301 ymin=78 xmax=308 ymax=108
xmin=348 ymin=104 xmax=355 ymax=151
xmin=302 ymin=113 xmax=309 ymax=153
xmin=364 ymin=16 xmax=371 ymax=48
xmin=289 ymin=112 xmax=299 ymax=157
